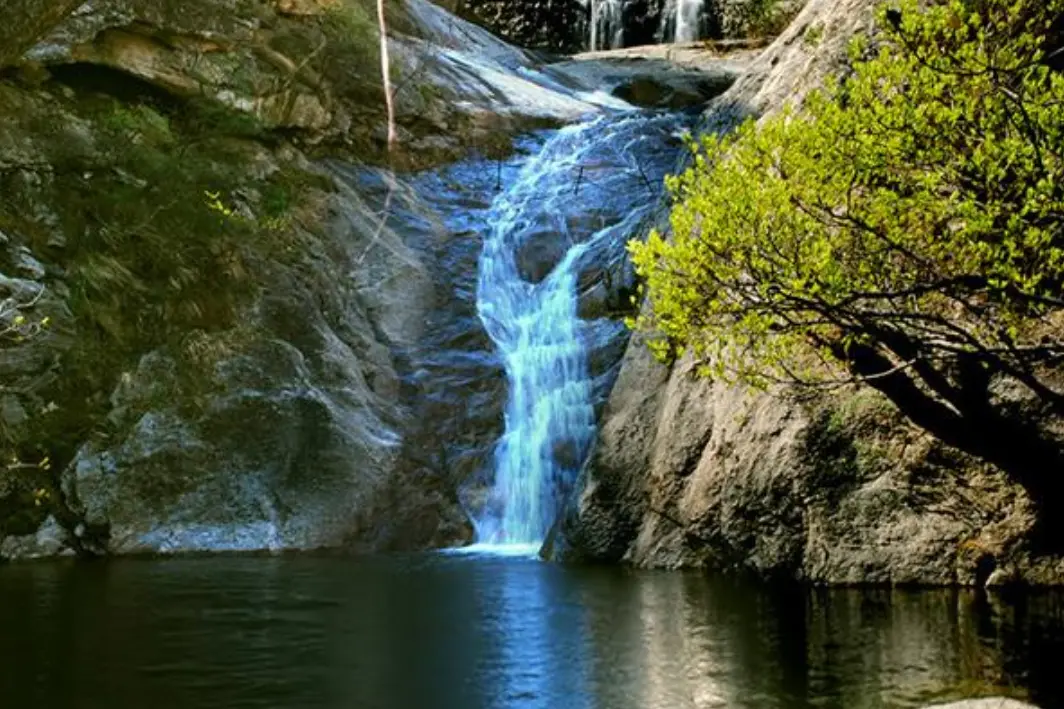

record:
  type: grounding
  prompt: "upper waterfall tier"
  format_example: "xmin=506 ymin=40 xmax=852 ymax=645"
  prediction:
xmin=587 ymin=0 xmax=707 ymax=50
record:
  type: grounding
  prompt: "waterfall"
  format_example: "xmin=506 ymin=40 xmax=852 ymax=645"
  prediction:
xmin=589 ymin=0 xmax=625 ymax=50
xmin=673 ymin=0 xmax=704 ymax=42
xmin=660 ymin=0 xmax=705 ymax=43
xmin=474 ymin=112 xmax=688 ymax=545
xmin=587 ymin=0 xmax=706 ymax=48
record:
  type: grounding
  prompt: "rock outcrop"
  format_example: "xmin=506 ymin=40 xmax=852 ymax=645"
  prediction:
xmin=0 ymin=77 xmax=471 ymax=556
xmin=550 ymin=0 xmax=1064 ymax=585
xmin=552 ymin=43 xmax=752 ymax=109
xmin=448 ymin=0 xmax=588 ymax=53
xmin=0 ymin=0 xmax=83 ymax=67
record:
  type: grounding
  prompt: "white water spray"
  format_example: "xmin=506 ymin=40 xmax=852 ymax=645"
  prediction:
xmin=588 ymin=0 xmax=625 ymax=50
xmin=674 ymin=0 xmax=704 ymax=42
xmin=660 ymin=0 xmax=705 ymax=43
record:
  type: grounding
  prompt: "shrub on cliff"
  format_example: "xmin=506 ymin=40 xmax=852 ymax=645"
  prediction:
xmin=631 ymin=0 xmax=1064 ymax=518
xmin=0 ymin=295 xmax=54 ymax=535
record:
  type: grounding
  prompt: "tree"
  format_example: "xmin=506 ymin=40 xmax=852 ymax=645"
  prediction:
xmin=630 ymin=0 xmax=1064 ymax=533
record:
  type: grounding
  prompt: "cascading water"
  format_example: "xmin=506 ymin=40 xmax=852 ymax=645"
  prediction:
xmin=587 ymin=0 xmax=706 ymax=49
xmin=588 ymin=0 xmax=625 ymax=50
xmin=660 ymin=0 xmax=705 ymax=43
xmin=674 ymin=0 xmax=705 ymax=42
xmin=474 ymin=110 xmax=689 ymax=546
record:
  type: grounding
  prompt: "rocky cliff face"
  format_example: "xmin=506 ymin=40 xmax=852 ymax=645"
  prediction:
xmin=550 ymin=0 xmax=1064 ymax=586
xmin=2 ymin=0 xmax=701 ymax=560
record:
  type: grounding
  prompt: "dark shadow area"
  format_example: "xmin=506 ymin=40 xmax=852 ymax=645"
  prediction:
xmin=47 ymin=62 xmax=184 ymax=112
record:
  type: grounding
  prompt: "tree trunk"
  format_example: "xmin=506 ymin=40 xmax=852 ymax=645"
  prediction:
xmin=0 ymin=0 xmax=83 ymax=68
xmin=842 ymin=341 xmax=1064 ymax=552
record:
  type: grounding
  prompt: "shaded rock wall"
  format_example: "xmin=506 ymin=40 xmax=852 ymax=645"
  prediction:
xmin=551 ymin=0 xmax=1064 ymax=586
xmin=0 ymin=0 xmax=83 ymax=67
xmin=449 ymin=0 xmax=588 ymax=53
xmin=448 ymin=0 xmax=804 ymax=53
xmin=0 ymin=77 xmax=473 ymax=555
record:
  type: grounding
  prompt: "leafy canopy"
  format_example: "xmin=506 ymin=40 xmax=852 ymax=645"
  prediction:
xmin=631 ymin=0 xmax=1064 ymax=393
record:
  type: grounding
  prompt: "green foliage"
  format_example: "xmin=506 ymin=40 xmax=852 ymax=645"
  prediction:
xmin=732 ymin=0 xmax=800 ymax=38
xmin=315 ymin=0 xmax=381 ymax=95
xmin=179 ymin=97 xmax=268 ymax=139
xmin=803 ymin=22 xmax=824 ymax=47
xmin=631 ymin=0 xmax=1064 ymax=394
xmin=266 ymin=0 xmax=392 ymax=160
xmin=324 ymin=0 xmax=378 ymax=51
xmin=61 ymin=102 xmax=259 ymax=354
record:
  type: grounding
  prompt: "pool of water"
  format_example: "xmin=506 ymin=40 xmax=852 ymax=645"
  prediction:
xmin=1 ymin=552 xmax=1062 ymax=708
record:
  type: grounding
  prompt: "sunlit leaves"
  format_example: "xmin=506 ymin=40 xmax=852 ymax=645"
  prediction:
xmin=630 ymin=0 xmax=1064 ymax=387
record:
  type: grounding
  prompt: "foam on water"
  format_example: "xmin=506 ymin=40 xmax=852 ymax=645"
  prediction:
xmin=441 ymin=543 xmax=543 ymax=558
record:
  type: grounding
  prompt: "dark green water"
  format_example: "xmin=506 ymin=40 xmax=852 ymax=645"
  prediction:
xmin=1 ymin=551 xmax=1062 ymax=709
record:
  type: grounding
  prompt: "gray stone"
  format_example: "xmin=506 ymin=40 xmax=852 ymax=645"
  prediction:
xmin=13 ymin=248 xmax=46 ymax=280
xmin=0 ymin=0 xmax=795 ymax=563
xmin=0 ymin=516 xmax=70 ymax=560
xmin=60 ymin=175 xmax=455 ymax=554
xmin=551 ymin=47 xmax=748 ymax=109
xmin=1 ymin=0 xmax=625 ymax=560
xmin=0 ymin=272 xmax=44 ymax=302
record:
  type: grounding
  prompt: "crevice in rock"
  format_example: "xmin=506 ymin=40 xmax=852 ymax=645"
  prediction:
xmin=47 ymin=62 xmax=184 ymax=111
xmin=974 ymin=553 xmax=998 ymax=587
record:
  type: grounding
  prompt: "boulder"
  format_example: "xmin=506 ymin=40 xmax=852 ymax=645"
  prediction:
xmin=0 ymin=516 xmax=71 ymax=560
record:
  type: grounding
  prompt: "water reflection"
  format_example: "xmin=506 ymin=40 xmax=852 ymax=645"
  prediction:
xmin=0 ymin=556 xmax=1061 ymax=709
